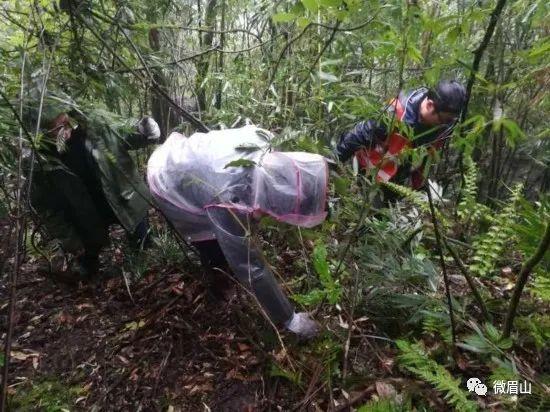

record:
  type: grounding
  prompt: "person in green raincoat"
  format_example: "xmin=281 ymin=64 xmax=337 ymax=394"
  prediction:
xmin=26 ymin=95 xmax=160 ymax=279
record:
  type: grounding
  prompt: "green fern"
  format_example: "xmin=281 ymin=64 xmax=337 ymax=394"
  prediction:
xmin=421 ymin=310 xmax=453 ymax=343
xmin=457 ymin=156 xmax=491 ymax=223
xmin=396 ymin=340 xmax=478 ymax=412
xmin=382 ymin=181 xmax=448 ymax=228
xmin=531 ymin=275 xmax=550 ymax=302
xmin=517 ymin=391 xmax=550 ymax=411
xmin=293 ymin=243 xmax=342 ymax=306
xmin=469 ymin=184 xmax=524 ymax=277
xmin=357 ymin=398 xmax=402 ymax=412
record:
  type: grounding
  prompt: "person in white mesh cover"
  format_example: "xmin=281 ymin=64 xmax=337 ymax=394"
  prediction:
xmin=147 ymin=125 xmax=328 ymax=338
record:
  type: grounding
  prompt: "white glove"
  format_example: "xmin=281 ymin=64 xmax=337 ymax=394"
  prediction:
xmin=285 ymin=312 xmax=319 ymax=339
xmin=137 ymin=116 xmax=161 ymax=141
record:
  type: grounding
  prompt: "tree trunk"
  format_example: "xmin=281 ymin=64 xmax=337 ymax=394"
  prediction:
xmin=149 ymin=27 xmax=172 ymax=138
xmin=215 ymin=0 xmax=225 ymax=110
xmin=196 ymin=0 xmax=217 ymax=112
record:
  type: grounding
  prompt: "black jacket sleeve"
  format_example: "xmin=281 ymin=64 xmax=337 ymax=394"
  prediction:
xmin=123 ymin=132 xmax=154 ymax=150
xmin=335 ymin=120 xmax=388 ymax=162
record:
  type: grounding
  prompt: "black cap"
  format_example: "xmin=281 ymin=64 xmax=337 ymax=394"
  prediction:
xmin=428 ymin=80 xmax=466 ymax=115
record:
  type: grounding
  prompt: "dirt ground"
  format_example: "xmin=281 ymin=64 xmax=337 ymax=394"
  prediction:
xmin=1 ymin=225 xmax=301 ymax=411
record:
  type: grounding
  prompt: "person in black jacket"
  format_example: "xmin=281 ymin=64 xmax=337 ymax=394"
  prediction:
xmin=26 ymin=97 xmax=161 ymax=279
xmin=335 ymin=80 xmax=466 ymax=189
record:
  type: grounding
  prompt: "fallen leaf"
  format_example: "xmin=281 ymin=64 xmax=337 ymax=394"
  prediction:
xmin=226 ymin=368 xmax=261 ymax=382
xmin=118 ymin=355 xmax=130 ymax=365
xmin=376 ymin=381 xmax=396 ymax=399
xmin=124 ymin=320 xmax=146 ymax=331
xmin=237 ymin=343 xmax=251 ymax=352
xmin=171 ymin=285 xmax=184 ymax=295
xmin=379 ymin=357 xmax=394 ymax=373
xmin=29 ymin=315 xmax=44 ymax=323
xmin=57 ymin=311 xmax=74 ymax=324
xmin=186 ymin=382 xmax=213 ymax=394
xmin=501 ymin=267 xmax=513 ymax=277
xmin=129 ymin=368 xmax=139 ymax=382
xmin=456 ymin=353 xmax=469 ymax=371
xmin=10 ymin=351 xmax=39 ymax=361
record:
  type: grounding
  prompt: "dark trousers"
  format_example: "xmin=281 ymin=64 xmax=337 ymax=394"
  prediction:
xmin=192 ymin=239 xmax=234 ymax=296
xmin=34 ymin=170 xmax=151 ymax=272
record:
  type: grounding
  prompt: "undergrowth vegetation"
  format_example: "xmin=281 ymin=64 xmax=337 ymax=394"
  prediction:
xmin=1 ymin=0 xmax=549 ymax=410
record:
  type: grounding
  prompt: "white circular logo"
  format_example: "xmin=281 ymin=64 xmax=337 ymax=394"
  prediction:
xmin=467 ymin=377 xmax=482 ymax=392
xmin=474 ymin=383 xmax=488 ymax=396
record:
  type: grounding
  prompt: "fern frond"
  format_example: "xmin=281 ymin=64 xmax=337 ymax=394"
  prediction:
xmin=469 ymin=184 xmax=524 ymax=277
xmin=421 ymin=310 xmax=452 ymax=343
xmin=531 ymin=275 xmax=550 ymax=302
xmin=382 ymin=181 xmax=448 ymax=228
xmin=357 ymin=398 xmax=401 ymax=412
xmin=396 ymin=340 xmax=478 ymax=412
xmin=458 ymin=156 xmax=491 ymax=223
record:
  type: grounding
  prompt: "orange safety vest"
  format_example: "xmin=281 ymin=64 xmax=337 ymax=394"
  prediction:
xmin=354 ymin=98 xmax=444 ymax=189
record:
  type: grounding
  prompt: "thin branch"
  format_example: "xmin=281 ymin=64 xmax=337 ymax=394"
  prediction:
xmin=179 ymin=25 xmax=262 ymax=42
xmin=112 ymin=34 xmax=280 ymax=74
xmin=502 ymin=222 xmax=550 ymax=338
xmin=0 ymin=31 xmax=32 ymax=411
xmin=442 ymin=238 xmax=491 ymax=321
xmin=216 ymin=37 xmax=278 ymax=53
xmin=263 ymin=23 xmax=314 ymax=99
xmin=112 ymin=47 xmax=217 ymax=73
xmin=462 ymin=0 xmax=508 ymax=119
xmin=426 ymin=181 xmax=457 ymax=346
xmin=78 ymin=14 xmax=209 ymax=132
xmin=303 ymin=21 xmax=341 ymax=78
xmin=310 ymin=18 xmax=379 ymax=32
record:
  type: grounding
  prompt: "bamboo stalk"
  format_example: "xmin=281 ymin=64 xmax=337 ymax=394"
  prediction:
xmin=426 ymin=182 xmax=457 ymax=346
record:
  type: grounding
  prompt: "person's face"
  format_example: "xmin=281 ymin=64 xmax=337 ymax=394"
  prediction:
xmin=47 ymin=113 xmax=73 ymax=141
xmin=420 ymin=98 xmax=457 ymax=127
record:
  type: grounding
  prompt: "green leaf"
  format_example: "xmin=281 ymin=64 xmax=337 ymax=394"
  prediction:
xmin=296 ymin=16 xmax=311 ymax=28
xmin=313 ymin=243 xmax=330 ymax=282
xmin=320 ymin=0 xmax=342 ymax=7
xmin=320 ymin=58 xmax=344 ymax=67
xmin=406 ymin=45 xmax=423 ymax=63
xmin=319 ymin=71 xmax=339 ymax=82
xmin=224 ymin=159 xmax=256 ymax=169
xmin=446 ymin=26 xmax=461 ymax=43
xmin=293 ymin=289 xmax=326 ymax=306
xmin=501 ymin=118 xmax=526 ymax=147
xmin=333 ymin=176 xmax=349 ymax=196
xmin=272 ymin=12 xmax=297 ymax=23
xmin=124 ymin=320 xmax=146 ymax=331
xmin=301 ymin=0 xmax=319 ymax=13
xmin=396 ymin=340 xmax=477 ymax=412
xmin=270 ymin=363 xmax=302 ymax=385
xmin=527 ymin=39 xmax=550 ymax=59
xmin=343 ymin=0 xmax=361 ymax=10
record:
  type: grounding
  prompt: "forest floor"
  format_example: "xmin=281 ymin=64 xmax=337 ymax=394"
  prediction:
xmin=2 ymin=217 xmax=548 ymax=411
xmin=0 ymin=251 xmax=465 ymax=412
xmin=3 ymin=234 xmax=291 ymax=411
xmin=1 ymin=215 xmax=399 ymax=411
